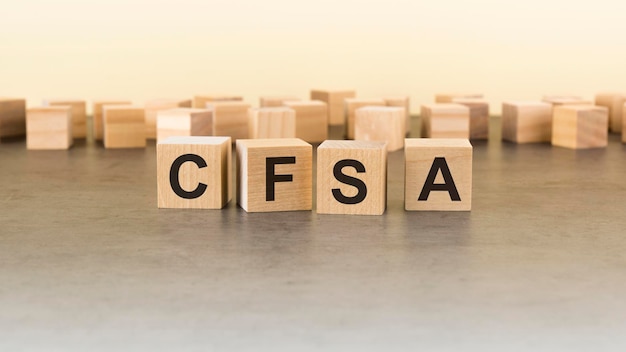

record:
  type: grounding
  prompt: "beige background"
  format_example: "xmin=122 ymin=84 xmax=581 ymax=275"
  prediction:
xmin=2 ymin=0 xmax=625 ymax=114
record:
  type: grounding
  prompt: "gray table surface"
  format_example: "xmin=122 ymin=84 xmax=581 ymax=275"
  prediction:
xmin=1 ymin=117 xmax=625 ymax=351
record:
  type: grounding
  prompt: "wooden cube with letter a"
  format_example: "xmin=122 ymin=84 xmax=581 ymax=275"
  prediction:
xmin=44 ymin=99 xmax=87 ymax=139
xmin=236 ymin=138 xmax=312 ymax=212
xmin=26 ymin=107 xmax=73 ymax=150
xmin=282 ymin=100 xmax=328 ymax=143
xmin=354 ymin=106 xmax=405 ymax=151
xmin=501 ymin=101 xmax=552 ymax=143
xmin=310 ymin=89 xmax=355 ymax=126
xmin=552 ymin=105 xmax=608 ymax=149
xmin=421 ymin=104 xmax=470 ymax=139
xmin=0 ymin=98 xmax=26 ymax=140
xmin=157 ymin=136 xmax=231 ymax=209
xmin=205 ymin=101 xmax=251 ymax=141
xmin=248 ymin=107 xmax=296 ymax=139
xmin=93 ymin=100 xmax=132 ymax=140
xmin=156 ymin=108 xmax=212 ymax=142
xmin=595 ymin=93 xmax=625 ymax=133
xmin=405 ymin=138 xmax=472 ymax=211
xmin=145 ymin=98 xmax=192 ymax=139
xmin=317 ymin=140 xmax=387 ymax=215
xmin=103 ymin=106 xmax=146 ymax=149
xmin=345 ymin=98 xmax=386 ymax=139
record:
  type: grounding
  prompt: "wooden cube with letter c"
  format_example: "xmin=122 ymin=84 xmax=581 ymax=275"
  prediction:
xmin=236 ymin=138 xmax=312 ymax=212
xmin=316 ymin=140 xmax=387 ymax=215
xmin=157 ymin=136 xmax=232 ymax=209
xmin=405 ymin=138 xmax=472 ymax=211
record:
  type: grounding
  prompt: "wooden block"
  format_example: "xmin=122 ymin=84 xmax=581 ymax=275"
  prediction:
xmin=452 ymin=98 xmax=489 ymax=140
xmin=26 ymin=107 xmax=73 ymax=150
xmin=435 ymin=93 xmax=483 ymax=103
xmin=205 ymin=101 xmax=251 ymax=141
xmin=354 ymin=107 xmax=405 ymax=151
xmin=623 ymin=102 xmax=626 ymax=143
xmin=0 ymin=98 xmax=26 ymax=139
xmin=420 ymin=104 xmax=470 ymax=139
xmin=345 ymin=98 xmax=386 ymax=139
xmin=156 ymin=108 xmax=213 ymax=142
xmin=43 ymin=100 xmax=87 ymax=139
xmin=103 ymin=106 xmax=146 ymax=149
xmin=157 ymin=136 xmax=231 ymax=209
xmin=552 ymin=105 xmax=608 ymax=149
xmin=384 ymin=96 xmax=411 ymax=136
xmin=595 ymin=93 xmax=625 ymax=133
xmin=193 ymin=95 xmax=242 ymax=108
xmin=316 ymin=140 xmax=387 ymax=215
xmin=501 ymin=101 xmax=552 ymax=143
xmin=405 ymin=138 xmax=472 ymax=211
xmin=236 ymin=138 xmax=312 ymax=212
xmin=310 ymin=89 xmax=356 ymax=126
xmin=259 ymin=96 xmax=300 ymax=107
xmin=248 ymin=107 xmax=296 ymax=139
xmin=144 ymin=98 xmax=192 ymax=139
xmin=542 ymin=95 xmax=592 ymax=106
xmin=93 ymin=100 xmax=131 ymax=140
xmin=282 ymin=100 xmax=328 ymax=143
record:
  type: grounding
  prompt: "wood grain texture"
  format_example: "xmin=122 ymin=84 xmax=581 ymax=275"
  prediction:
xmin=452 ymin=98 xmax=489 ymax=140
xmin=595 ymin=93 xmax=625 ymax=133
xmin=248 ymin=107 xmax=296 ymax=139
xmin=501 ymin=101 xmax=552 ymax=143
xmin=310 ymin=90 xmax=355 ymax=126
xmin=157 ymin=136 xmax=231 ymax=209
xmin=193 ymin=95 xmax=243 ymax=108
xmin=259 ymin=96 xmax=300 ymax=107
xmin=354 ymin=106 xmax=405 ymax=151
xmin=282 ymin=100 xmax=328 ymax=143
xmin=236 ymin=138 xmax=312 ymax=212
xmin=92 ymin=101 xmax=132 ymax=141
xmin=144 ymin=99 xmax=192 ymax=140
xmin=102 ymin=106 xmax=146 ymax=149
xmin=420 ymin=104 xmax=470 ymax=139
xmin=156 ymin=108 xmax=213 ymax=142
xmin=26 ymin=107 xmax=73 ymax=150
xmin=344 ymin=98 xmax=385 ymax=139
xmin=316 ymin=140 xmax=387 ymax=215
xmin=405 ymin=138 xmax=472 ymax=211
xmin=0 ymin=98 xmax=26 ymax=139
xmin=552 ymin=105 xmax=608 ymax=149
xmin=44 ymin=100 xmax=87 ymax=139
xmin=435 ymin=93 xmax=483 ymax=103
xmin=384 ymin=96 xmax=411 ymax=136
xmin=205 ymin=101 xmax=251 ymax=141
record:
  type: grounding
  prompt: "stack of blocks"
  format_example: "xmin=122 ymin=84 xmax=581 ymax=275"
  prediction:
xmin=26 ymin=107 xmax=73 ymax=150
xmin=204 ymin=101 xmax=251 ymax=141
xmin=156 ymin=108 xmax=213 ymax=142
xmin=93 ymin=100 xmax=132 ymax=141
xmin=145 ymin=99 xmax=192 ymax=140
xmin=501 ymin=101 xmax=552 ymax=143
xmin=282 ymin=101 xmax=328 ymax=143
xmin=310 ymin=90 xmax=356 ymax=126
xmin=0 ymin=98 xmax=26 ymax=141
xmin=421 ymin=104 xmax=470 ymax=139
xmin=248 ymin=107 xmax=296 ymax=139
xmin=102 ymin=105 xmax=146 ymax=148
xmin=43 ymin=100 xmax=87 ymax=139
xmin=552 ymin=105 xmax=608 ymax=149
xmin=354 ymin=106 xmax=405 ymax=151
xmin=345 ymin=98 xmax=386 ymax=139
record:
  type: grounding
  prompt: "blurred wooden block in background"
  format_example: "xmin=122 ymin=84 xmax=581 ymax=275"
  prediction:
xmin=156 ymin=108 xmax=213 ymax=142
xmin=0 ymin=98 xmax=26 ymax=139
xmin=26 ymin=107 xmax=73 ymax=150
xmin=384 ymin=96 xmax=411 ymax=136
xmin=501 ymin=101 xmax=552 ymax=143
xmin=354 ymin=106 xmax=405 ymax=151
xmin=452 ymin=98 xmax=489 ymax=140
xmin=204 ymin=101 xmax=251 ymax=141
xmin=259 ymin=96 xmax=300 ymax=107
xmin=595 ymin=93 xmax=625 ymax=133
xmin=552 ymin=105 xmax=608 ymax=149
xmin=103 ymin=106 xmax=146 ymax=149
xmin=283 ymin=100 xmax=328 ymax=143
xmin=316 ymin=140 xmax=387 ymax=215
xmin=236 ymin=138 xmax=312 ymax=212
xmin=145 ymin=98 xmax=192 ymax=140
xmin=405 ymin=138 xmax=472 ymax=211
xmin=93 ymin=100 xmax=132 ymax=141
xmin=310 ymin=89 xmax=355 ymax=126
xmin=435 ymin=93 xmax=483 ymax=103
xmin=44 ymin=100 xmax=87 ymax=139
xmin=421 ymin=104 xmax=470 ymax=139
xmin=248 ymin=107 xmax=296 ymax=139
xmin=542 ymin=95 xmax=592 ymax=106
xmin=193 ymin=95 xmax=243 ymax=109
xmin=623 ymin=102 xmax=626 ymax=143
xmin=157 ymin=136 xmax=231 ymax=209
xmin=344 ymin=98 xmax=386 ymax=139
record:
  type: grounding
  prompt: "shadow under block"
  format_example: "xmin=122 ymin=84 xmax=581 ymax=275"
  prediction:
xmin=316 ymin=140 xmax=387 ymax=215
xmin=405 ymin=138 xmax=472 ymax=211
xmin=0 ymin=98 xmax=26 ymax=139
xmin=345 ymin=98 xmax=386 ymax=139
xmin=157 ymin=136 xmax=232 ymax=209
xmin=156 ymin=108 xmax=213 ymax=142
xmin=236 ymin=138 xmax=312 ymax=212
xmin=26 ymin=107 xmax=73 ymax=150
xmin=103 ymin=106 xmax=146 ymax=149
xmin=501 ymin=101 xmax=552 ymax=143
xmin=44 ymin=100 xmax=87 ymax=139
xmin=310 ymin=90 xmax=356 ymax=126
xmin=248 ymin=107 xmax=296 ymax=139
xmin=193 ymin=95 xmax=243 ymax=109
xmin=259 ymin=96 xmax=300 ymax=107
xmin=205 ymin=101 xmax=251 ymax=141
xmin=145 ymin=99 xmax=192 ymax=140
xmin=354 ymin=107 xmax=405 ymax=151
xmin=93 ymin=101 xmax=132 ymax=140
xmin=552 ymin=105 xmax=608 ymax=149
xmin=282 ymin=101 xmax=328 ymax=143
xmin=452 ymin=98 xmax=489 ymax=140
xmin=595 ymin=93 xmax=625 ymax=133
xmin=384 ymin=96 xmax=411 ymax=136
xmin=420 ymin=104 xmax=470 ymax=139
xmin=435 ymin=93 xmax=483 ymax=103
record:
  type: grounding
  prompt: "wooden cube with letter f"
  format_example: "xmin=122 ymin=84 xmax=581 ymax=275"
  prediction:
xmin=405 ymin=138 xmax=472 ymax=211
